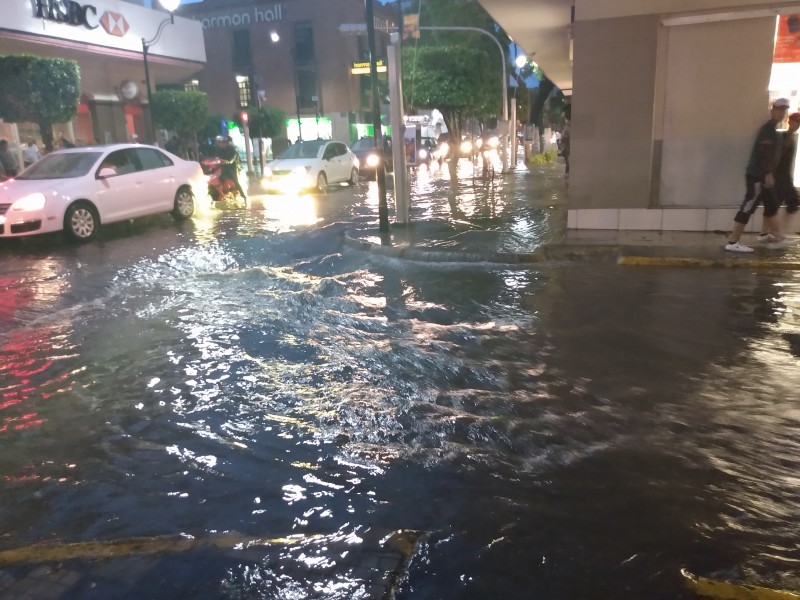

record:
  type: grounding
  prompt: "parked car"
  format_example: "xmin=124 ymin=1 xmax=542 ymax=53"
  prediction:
xmin=262 ymin=139 xmax=359 ymax=193
xmin=0 ymin=144 xmax=205 ymax=242
xmin=351 ymin=136 xmax=392 ymax=176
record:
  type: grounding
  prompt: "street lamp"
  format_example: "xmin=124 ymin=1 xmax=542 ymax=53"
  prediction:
xmin=142 ymin=0 xmax=181 ymax=144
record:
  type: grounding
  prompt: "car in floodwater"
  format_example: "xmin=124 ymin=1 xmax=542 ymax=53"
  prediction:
xmin=262 ymin=140 xmax=359 ymax=193
xmin=0 ymin=144 xmax=205 ymax=242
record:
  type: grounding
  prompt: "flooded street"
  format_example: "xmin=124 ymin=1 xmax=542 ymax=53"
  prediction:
xmin=2 ymin=166 xmax=800 ymax=598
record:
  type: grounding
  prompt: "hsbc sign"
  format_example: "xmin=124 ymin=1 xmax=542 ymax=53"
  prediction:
xmin=33 ymin=0 xmax=128 ymax=37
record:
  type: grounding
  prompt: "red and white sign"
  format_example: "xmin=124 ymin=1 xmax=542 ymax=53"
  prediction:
xmin=774 ymin=15 xmax=800 ymax=63
xmin=100 ymin=11 xmax=129 ymax=37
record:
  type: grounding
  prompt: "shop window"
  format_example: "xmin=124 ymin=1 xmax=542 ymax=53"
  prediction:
xmin=236 ymin=75 xmax=251 ymax=108
xmin=232 ymin=29 xmax=252 ymax=70
xmin=294 ymin=23 xmax=314 ymax=63
xmin=185 ymin=79 xmax=200 ymax=92
xmin=296 ymin=70 xmax=318 ymax=110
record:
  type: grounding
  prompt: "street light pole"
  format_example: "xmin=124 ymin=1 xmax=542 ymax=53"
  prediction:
xmin=365 ymin=0 xmax=389 ymax=233
xmin=142 ymin=0 xmax=180 ymax=145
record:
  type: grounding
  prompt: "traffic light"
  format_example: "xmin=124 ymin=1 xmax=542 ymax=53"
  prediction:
xmin=241 ymin=111 xmax=249 ymax=125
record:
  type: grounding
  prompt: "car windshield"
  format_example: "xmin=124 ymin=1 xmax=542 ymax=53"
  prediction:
xmin=17 ymin=152 xmax=102 ymax=180
xmin=278 ymin=141 xmax=326 ymax=160
xmin=351 ymin=138 xmax=377 ymax=151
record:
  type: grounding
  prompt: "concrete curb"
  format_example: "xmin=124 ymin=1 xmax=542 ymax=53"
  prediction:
xmin=344 ymin=230 xmax=800 ymax=269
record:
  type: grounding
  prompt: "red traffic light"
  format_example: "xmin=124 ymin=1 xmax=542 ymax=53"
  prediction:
xmin=241 ymin=111 xmax=249 ymax=124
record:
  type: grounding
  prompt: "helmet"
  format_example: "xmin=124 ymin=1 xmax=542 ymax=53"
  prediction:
xmin=215 ymin=135 xmax=227 ymax=142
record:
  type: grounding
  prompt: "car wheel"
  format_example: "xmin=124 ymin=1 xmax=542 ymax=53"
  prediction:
xmin=64 ymin=201 xmax=99 ymax=242
xmin=349 ymin=168 xmax=358 ymax=186
xmin=172 ymin=186 xmax=195 ymax=220
xmin=316 ymin=171 xmax=327 ymax=193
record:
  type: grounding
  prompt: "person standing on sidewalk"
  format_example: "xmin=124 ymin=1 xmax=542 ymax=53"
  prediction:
xmin=725 ymin=98 xmax=790 ymax=253
xmin=759 ymin=111 xmax=800 ymax=244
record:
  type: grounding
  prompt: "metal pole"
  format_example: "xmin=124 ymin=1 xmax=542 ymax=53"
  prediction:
xmin=365 ymin=0 xmax=389 ymax=233
xmin=142 ymin=39 xmax=154 ymax=144
xmin=388 ymin=35 xmax=408 ymax=223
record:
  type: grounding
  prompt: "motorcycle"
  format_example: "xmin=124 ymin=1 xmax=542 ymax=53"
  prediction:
xmin=201 ymin=157 xmax=247 ymax=207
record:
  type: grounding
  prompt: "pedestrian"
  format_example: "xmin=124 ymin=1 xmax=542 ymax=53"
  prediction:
xmin=22 ymin=138 xmax=41 ymax=168
xmin=0 ymin=140 xmax=18 ymax=177
xmin=559 ymin=105 xmax=571 ymax=183
xmin=758 ymin=111 xmax=800 ymax=244
xmin=725 ymin=98 xmax=790 ymax=253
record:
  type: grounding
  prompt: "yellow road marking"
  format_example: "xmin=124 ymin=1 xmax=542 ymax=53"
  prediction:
xmin=682 ymin=569 xmax=800 ymax=599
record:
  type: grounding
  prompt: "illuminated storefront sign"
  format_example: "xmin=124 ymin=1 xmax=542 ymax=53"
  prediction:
xmin=34 ymin=0 xmax=99 ymax=29
xmin=351 ymin=60 xmax=386 ymax=75
xmin=197 ymin=3 xmax=285 ymax=29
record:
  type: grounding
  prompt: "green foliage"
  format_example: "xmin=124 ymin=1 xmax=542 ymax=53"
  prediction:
xmin=202 ymin=114 xmax=228 ymax=141
xmin=0 ymin=55 xmax=80 ymax=150
xmin=237 ymin=106 xmax=286 ymax=139
xmin=150 ymin=89 xmax=208 ymax=135
xmin=528 ymin=148 xmax=558 ymax=165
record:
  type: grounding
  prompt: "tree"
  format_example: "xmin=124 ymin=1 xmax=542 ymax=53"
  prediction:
xmin=0 ymin=55 xmax=80 ymax=152
xmin=237 ymin=106 xmax=286 ymax=140
xmin=150 ymin=89 xmax=208 ymax=158
xmin=402 ymin=0 xmax=508 ymax=180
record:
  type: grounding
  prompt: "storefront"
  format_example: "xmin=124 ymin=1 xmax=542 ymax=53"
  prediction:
xmin=0 ymin=0 xmax=205 ymax=156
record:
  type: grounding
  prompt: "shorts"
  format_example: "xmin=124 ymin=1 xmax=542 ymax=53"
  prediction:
xmin=734 ymin=174 xmax=780 ymax=225
xmin=775 ymin=176 xmax=800 ymax=214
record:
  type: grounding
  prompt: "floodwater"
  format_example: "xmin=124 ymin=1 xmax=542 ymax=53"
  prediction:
xmin=2 ymin=163 xmax=800 ymax=599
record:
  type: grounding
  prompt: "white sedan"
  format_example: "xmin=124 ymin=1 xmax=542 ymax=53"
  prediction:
xmin=0 ymin=144 xmax=207 ymax=242
xmin=262 ymin=140 xmax=359 ymax=194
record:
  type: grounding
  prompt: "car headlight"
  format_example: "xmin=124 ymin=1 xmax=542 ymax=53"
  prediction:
xmin=460 ymin=140 xmax=473 ymax=154
xmin=11 ymin=193 xmax=46 ymax=212
xmin=487 ymin=136 xmax=500 ymax=149
xmin=366 ymin=153 xmax=381 ymax=168
xmin=418 ymin=149 xmax=428 ymax=159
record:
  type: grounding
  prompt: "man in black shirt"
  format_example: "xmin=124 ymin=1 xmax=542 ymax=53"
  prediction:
xmin=725 ymin=98 xmax=789 ymax=252
xmin=214 ymin=136 xmax=247 ymax=201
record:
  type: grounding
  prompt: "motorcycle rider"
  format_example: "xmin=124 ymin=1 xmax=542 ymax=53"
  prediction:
xmin=213 ymin=136 xmax=247 ymax=201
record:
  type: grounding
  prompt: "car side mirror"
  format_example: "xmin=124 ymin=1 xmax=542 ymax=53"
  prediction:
xmin=98 ymin=167 xmax=116 ymax=178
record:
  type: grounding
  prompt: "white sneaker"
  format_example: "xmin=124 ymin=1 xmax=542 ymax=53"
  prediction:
xmin=725 ymin=241 xmax=754 ymax=253
xmin=765 ymin=237 xmax=797 ymax=249
xmin=758 ymin=233 xmax=778 ymax=243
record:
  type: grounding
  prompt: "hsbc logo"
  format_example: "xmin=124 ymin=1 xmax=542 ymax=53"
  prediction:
xmin=100 ymin=11 xmax=129 ymax=37
xmin=34 ymin=0 xmax=129 ymax=38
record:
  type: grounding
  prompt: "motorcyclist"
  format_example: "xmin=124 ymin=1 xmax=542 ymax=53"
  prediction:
xmin=213 ymin=136 xmax=247 ymax=201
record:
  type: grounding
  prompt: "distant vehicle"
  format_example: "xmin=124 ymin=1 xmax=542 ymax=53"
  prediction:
xmin=262 ymin=140 xmax=359 ymax=193
xmin=417 ymin=137 xmax=438 ymax=166
xmin=0 ymin=144 xmax=204 ymax=242
xmin=351 ymin=137 xmax=392 ymax=176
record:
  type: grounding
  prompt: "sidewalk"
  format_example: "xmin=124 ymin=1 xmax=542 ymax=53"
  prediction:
xmin=343 ymin=164 xmax=800 ymax=269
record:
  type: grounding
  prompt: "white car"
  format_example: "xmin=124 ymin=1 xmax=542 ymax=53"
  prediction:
xmin=262 ymin=140 xmax=359 ymax=193
xmin=0 ymin=144 xmax=207 ymax=242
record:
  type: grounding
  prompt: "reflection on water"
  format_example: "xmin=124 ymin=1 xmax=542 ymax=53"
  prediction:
xmin=1 ymin=177 xmax=800 ymax=598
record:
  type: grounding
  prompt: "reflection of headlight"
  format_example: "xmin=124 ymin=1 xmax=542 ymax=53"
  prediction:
xmin=366 ymin=154 xmax=381 ymax=168
xmin=418 ymin=149 xmax=428 ymax=159
xmin=487 ymin=136 xmax=500 ymax=148
xmin=11 ymin=193 xmax=46 ymax=211
xmin=460 ymin=140 xmax=473 ymax=154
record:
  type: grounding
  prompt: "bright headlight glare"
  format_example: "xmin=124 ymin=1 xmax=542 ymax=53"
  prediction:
xmin=11 ymin=193 xmax=46 ymax=211
xmin=460 ymin=140 xmax=473 ymax=154
xmin=418 ymin=149 xmax=428 ymax=159
xmin=292 ymin=166 xmax=311 ymax=175
xmin=263 ymin=167 xmax=273 ymax=178
xmin=488 ymin=136 xmax=500 ymax=148
xmin=366 ymin=154 xmax=381 ymax=167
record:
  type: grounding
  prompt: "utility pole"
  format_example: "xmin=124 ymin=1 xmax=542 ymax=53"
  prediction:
xmin=365 ymin=0 xmax=389 ymax=233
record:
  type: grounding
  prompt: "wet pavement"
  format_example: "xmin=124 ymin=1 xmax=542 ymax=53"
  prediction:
xmin=2 ymin=158 xmax=800 ymax=599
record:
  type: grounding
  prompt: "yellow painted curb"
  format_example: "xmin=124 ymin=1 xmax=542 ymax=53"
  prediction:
xmin=619 ymin=256 xmax=800 ymax=269
xmin=682 ymin=569 xmax=800 ymax=599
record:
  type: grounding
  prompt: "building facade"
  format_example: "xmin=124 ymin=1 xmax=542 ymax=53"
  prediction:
xmin=177 ymin=0 xmax=397 ymax=143
xmin=0 ymin=0 xmax=205 ymax=149
xmin=480 ymin=0 xmax=800 ymax=232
